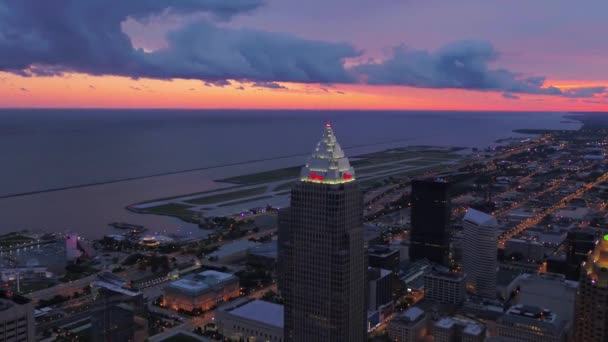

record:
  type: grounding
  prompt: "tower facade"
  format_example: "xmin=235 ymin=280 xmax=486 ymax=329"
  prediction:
xmin=462 ymin=208 xmax=498 ymax=299
xmin=574 ymin=235 xmax=608 ymax=341
xmin=281 ymin=124 xmax=366 ymax=342
xmin=409 ymin=179 xmax=451 ymax=264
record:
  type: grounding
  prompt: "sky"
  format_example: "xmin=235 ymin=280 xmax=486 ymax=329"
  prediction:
xmin=1 ymin=0 xmax=607 ymax=111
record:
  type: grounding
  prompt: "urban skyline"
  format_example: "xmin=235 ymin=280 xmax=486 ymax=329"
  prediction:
xmin=2 ymin=1 xmax=608 ymax=341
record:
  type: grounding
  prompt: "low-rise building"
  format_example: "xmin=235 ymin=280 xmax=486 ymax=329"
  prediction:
xmin=216 ymin=299 xmax=283 ymax=342
xmin=504 ymin=238 xmax=544 ymax=263
xmin=506 ymin=273 xmax=577 ymax=325
xmin=163 ymin=270 xmax=239 ymax=312
xmin=423 ymin=267 xmax=466 ymax=305
xmin=387 ymin=307 xmax=427 ymax=342
xmin=208 ymin=240 xmax=258 ymax=263
xmin=497 ymin=304 xmax=568 ymax=342
xmin=248 ymin=240 xmax=278 ymax=267
xmin=432 ymin=317 xmax=486 ymax=342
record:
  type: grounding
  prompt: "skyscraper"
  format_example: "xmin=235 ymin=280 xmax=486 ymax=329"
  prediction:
xmin=565 ymin=230 xmax=596 ymax=280
xmin=574 ymin=234 xmax=608 ymax=341
xmin=409 ymin=179 xmax=451 ymax=264
xmin=462 ymin=208 xmax=498 ymax=299
xmin=280 ymin=123 xmax=366 ymax=342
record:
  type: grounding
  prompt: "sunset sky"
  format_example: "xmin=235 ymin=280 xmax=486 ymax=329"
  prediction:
xmin=1 ymin=0 xmax=607 ymax=111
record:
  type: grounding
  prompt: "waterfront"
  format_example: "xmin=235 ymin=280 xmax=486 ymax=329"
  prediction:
xmin=0 ymin=110 xmax=580 ymax=238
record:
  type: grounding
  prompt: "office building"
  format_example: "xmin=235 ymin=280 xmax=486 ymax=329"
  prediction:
xmin=497 ymin=304 xmax=567 ymax=342
xmin=574 ymin=235 xmax=608 ymax=341
xmin=424 ymin=267 xmax=466 ymax=305
xmin=90 ymin=275 xmax=147 ymax=342
xmin=387 ymin=307 xmax=427 ymax=342
xmin=280 ymin=124 xmax=366 ymax=342
xmin=367 ymin=267 xmax=392 ymax=311
xmin=565 ymin=230 xmax=596 ymax=280
xmin=409 ymin=179 xmax=451 ymax=264
xmin=433 ymin=317 xmax=486 ymax=342
xmin=163 ymin=270 xmax=239 ymax=312
xmin=0 ymin=290 xmax=35 ymax=342
xmin=368 ymin=245 xmax=400 ymax=271
xmin=462 ymin=208 xmax=498 ymax=299
xmin=216 ymin=300 xmax=284 ymax=342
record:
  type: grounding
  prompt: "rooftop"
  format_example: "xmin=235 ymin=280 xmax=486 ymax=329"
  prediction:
xmin=300 ymin=123 xmax=355 ymax=184
xmin=398 ymin=306 xmax=424 ymax=323
xmin=435 ymin=317 xmax=484 ymax=336
xmin=167 ymin=270 xmax=236 ymax=294
xmin=226 ymin=300 xmax=284 ymax=328
xmin=248 ymin=240 xmax=278 ymax=259
xmin=464 ymin=208 xmax=497 ymax=227
xmin=368 ymin=246 xmax=399 ymax=257
xmin=504 ymin=304 xmax=557 ymax=324
xmin=208 ymin=240 xmax=258 ymax=259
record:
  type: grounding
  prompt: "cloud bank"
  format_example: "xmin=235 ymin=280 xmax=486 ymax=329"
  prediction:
xmin=353 ymin=41 xmax=605 ymax=98
xmin=0 ymin=1 xmax=604 ymax=98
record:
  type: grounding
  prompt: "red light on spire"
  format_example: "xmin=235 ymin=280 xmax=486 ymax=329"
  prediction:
xmin=325 ymin=122 xmax=331 ymax=128
xmin=343 ymin=173 xmax=352 ymax=180
xmin=309 ymin=172 xmax=324 ymax=181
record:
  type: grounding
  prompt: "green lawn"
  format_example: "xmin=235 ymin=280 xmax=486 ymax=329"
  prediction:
xmin=186 ymin=186 xmax=268 ymax=205
xmin=216 ymin=166 xmax=301 ymax=185
xmin=145 ymin=203 xmax=195 ymax=217
xmin=358 ymin=164 xmax=407 ymax=175
xmin=217 ymin=195 xmax=274 ymax=207
xmin=135 ymin=185 xmax=241 ymax=205
xmin=274 ymin=181 xmax=296 ymax=191
xmin=402 ymin=159 xmax=446 ymax=166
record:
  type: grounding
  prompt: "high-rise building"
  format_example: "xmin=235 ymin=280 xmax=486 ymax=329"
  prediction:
xmin=497 ymin=304 xmax=567 ymax=342
xmin=280 ymin=124 xmax=366 ymax=342
xmin=409 ymin=179 xmax=451 ymax=264
xmin=0 ymin=290 xmax=35 ymax=341
xmin=462 ymin=208 xmax=498 ymax=299
xmin=367 ymin=267 xmax=393 ymax=312
xmin=574 ymin=234 xmax=608 ymax=341
xmin=423 ymin=267 xmax=466 ymax=305
xmin=565 ymin=230 xmax=596 ymax=280
xmin=368 ymin=245 xmax=400 ymax=271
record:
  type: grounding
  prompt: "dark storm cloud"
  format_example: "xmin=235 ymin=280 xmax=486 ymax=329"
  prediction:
xmin=252 ymin=81 xmax=287 ymax=89
xmin=140 ymin=22 xmax=359 ymax=83
xmin=0 ymin=0 xmax=264 ymax=72
xmin=0 ymin=0 xmax=358 ymax=84
xmin=204 ymin=80 xmax=232 ymax=87
xmin=353 ymin=40 xmax=601 ymax=97
xmin=561 ymin=86 xmax=607 ymax=98
xmin=0 ymin=1 xmax=604 ymax=98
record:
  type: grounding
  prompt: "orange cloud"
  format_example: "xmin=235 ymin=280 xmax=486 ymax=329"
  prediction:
xmin=0 ymin=72 xmax=606 ymax=111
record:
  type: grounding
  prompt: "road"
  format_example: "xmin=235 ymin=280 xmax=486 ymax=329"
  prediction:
xmin=498 ymin=172 xmax=608 ymax=248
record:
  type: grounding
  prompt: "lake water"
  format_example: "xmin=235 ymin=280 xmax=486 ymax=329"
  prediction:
xmin=0 ymin=110 xmax=580 ymax=238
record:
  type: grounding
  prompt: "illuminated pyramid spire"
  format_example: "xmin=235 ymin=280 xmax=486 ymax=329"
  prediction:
xmin=300 ymin=123 xmax=355 ymax=184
